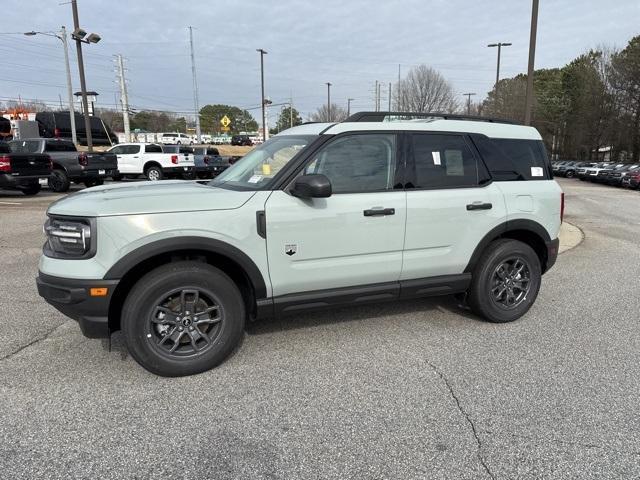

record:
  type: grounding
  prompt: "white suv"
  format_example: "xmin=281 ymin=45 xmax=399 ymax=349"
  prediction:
xmin=159 ymin=132 xmax=193 ymax=145
xmin=37 ymin=112 xmax=563 ymax=377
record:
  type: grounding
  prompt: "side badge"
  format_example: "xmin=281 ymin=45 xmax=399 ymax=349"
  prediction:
xmin=285 ymin=244 xmax=297 ymax=256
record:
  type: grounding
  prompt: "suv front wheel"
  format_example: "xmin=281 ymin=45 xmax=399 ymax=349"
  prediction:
xmin=467 ymin=239 xmax=541 ymax=323
xmin=121 ymin=261 xmax=245 ymax=376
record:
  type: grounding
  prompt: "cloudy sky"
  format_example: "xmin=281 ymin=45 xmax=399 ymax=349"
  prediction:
xmin=1 ymin=0 xmax=639 ymax=124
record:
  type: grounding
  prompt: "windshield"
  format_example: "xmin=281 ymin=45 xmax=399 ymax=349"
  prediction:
xmin=210 ymin=135 xmax=315 ymax=190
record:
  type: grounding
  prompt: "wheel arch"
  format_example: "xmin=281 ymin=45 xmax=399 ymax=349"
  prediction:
xmin=105 ymin=237 xmax=268 ymax=332
xmin=143 ymin=161 xmax=162 ymax=172
xmin=465 ymin=220 xmax=553 ymax=275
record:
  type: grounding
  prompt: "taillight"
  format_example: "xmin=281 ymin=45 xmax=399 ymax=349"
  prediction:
xmin=46 ymin=155 xmax=53 ymax=170
xmin=78 ymin=152 xmax=89 ymax=166
xmin=171 ymin=155 xmax=178 ymax=164
xmin=54 ymin=128 xmax=61 ymax=138
xmin=0 ymin=155 xmax=11 ymax=173
xmin=203 ymin=156 xmax=210 ymax=165
xmin=560 ymin=192 xmax=565 ymax=223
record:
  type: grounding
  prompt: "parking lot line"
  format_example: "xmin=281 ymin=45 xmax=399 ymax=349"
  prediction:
xmin=0 ymin=201 xmax=22 ymax=205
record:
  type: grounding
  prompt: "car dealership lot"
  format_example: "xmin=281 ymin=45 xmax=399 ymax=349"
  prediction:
xmin=1 ymin=179 xmax=639 ymax=479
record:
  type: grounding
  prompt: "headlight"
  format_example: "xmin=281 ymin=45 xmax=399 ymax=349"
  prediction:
xmin=44 ymin=216 xmax=96 ymax=259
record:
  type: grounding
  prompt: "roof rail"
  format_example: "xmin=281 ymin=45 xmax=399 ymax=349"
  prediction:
xmin=344 ymin=111 xmax=520 ymax=125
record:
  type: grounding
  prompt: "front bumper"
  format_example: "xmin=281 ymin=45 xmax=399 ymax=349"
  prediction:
xmin=545 ymin=237 xmax=560 ymax=273
xmin=36 ymin=272 xmax=118 ymax=338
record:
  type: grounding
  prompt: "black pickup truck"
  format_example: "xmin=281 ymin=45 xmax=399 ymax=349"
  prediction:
xmin=0 ymin=142 xmax=51 ymax=195
xmin=8 ymin=138 xmax=118 ymax=192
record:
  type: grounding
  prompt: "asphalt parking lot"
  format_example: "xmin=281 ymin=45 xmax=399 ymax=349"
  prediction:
xmin=1 ymin=179 xmax=639 ymax=479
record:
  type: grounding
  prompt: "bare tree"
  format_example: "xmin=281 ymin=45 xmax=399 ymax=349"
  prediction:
xmin=310 ymin=103 xmax=348 ymax=122
xmin=396 ymin=65 xmax=458 ymax=113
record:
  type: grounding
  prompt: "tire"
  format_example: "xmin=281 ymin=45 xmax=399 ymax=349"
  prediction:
xmin=121 ymin=261 xmax=245 ymax=377
xmin=145 ymin=165 xmax=163 ymax=181
xmin=183 ymin=170 xmax=196 ymax=180
xmin=467 ymin=239 xmax=541 ymax=323
xmin=48 ymin=169 xmax=71 ymax=192
xmin=565 ymin=170 xmax=575 ymax=178
xmin=83 ymin=178 xmax=104 ymax=188
xmin=20 ymin=182 xmax=41 ymax=196
xmin=112 ymin=174 xmax=123 ymax=181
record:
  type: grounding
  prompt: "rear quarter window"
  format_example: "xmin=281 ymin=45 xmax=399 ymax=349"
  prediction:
xmin=471 ymin=135 xmax=550 ymax=181
xmin=45 ymin=141 xmax=77 ymax=152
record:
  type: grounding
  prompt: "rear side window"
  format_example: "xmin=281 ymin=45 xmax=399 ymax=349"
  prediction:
xmin=145 ymin=144 xmax=162 ymax=153
xmin=8 ymin=140 xmax=40 ymax=153
xmin=45 ymin=141 xmax=76 ymax=152
xmin=410 ymin=134 xmax=487 ymax=189
xmin=472 ymin=135 xmax=550 ymax=180
xmin=125 ymin=145 xmax=141 ymax=154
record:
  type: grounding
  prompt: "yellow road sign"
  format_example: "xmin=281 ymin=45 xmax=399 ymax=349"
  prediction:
xmin=220 ymin=115 xmax=231 ymax=128
xmin=221 ymin=126 xmax=230 ymax=132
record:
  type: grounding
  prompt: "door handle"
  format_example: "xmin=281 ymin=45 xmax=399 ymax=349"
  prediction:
xmin=466 ymin=202 xmax=492 ymax=211
xmin=132 ymin=156 xmax=139 ymax=158
xmin=364 ymin=208 xmax=395 ymax=216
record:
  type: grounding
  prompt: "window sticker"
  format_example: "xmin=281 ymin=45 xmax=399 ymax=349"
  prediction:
xmin=444 ymin=150 xmax=464 ymax=176
xmin=432 ymin=151 xmax=441 ymax=165
xmin=247 ymin=175 xmax=263 ymax=183
xmin=531 ymin=167 xmax=544 ymax=177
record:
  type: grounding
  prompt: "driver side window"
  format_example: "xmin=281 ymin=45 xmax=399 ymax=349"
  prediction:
xmin=304 ymin=134 xmax=397 ymax=193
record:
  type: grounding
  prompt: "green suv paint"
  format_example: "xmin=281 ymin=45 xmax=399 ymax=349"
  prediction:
xmin=37 ymin=112 xmax=563 ymax=377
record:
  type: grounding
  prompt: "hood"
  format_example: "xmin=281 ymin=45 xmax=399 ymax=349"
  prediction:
xmin=48 ymin=180 xmax=256 ymax=217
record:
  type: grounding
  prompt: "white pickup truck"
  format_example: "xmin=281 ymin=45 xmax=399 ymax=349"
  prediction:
xmin=107 ymin=143 xmax=195 ymax=181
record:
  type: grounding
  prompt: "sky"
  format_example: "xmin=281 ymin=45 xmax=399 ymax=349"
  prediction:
xmin=1 ymin=0 xmax=639 ymax=125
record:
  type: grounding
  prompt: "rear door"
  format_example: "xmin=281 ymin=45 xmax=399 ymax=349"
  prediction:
xmin=401 ymin=132 xmax=507 ymax=280
xmin=265 ymin=132 xmax=406 ymax=298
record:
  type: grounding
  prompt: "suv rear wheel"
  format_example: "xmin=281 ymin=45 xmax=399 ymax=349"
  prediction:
xmin=121 ymin=261 xmax=245 ymax=377
xmin=467 ymin=239 xmax=541 ymax=323
xmin=145 ymin=165 xmax=163 ymax=181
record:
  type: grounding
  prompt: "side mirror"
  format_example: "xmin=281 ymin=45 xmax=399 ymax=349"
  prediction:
xmin=291 ymin=174 xmax=332 ymax=199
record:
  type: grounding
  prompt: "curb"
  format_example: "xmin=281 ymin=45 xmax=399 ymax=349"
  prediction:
xmin=558 ymin=221 xmax=584 ymax=254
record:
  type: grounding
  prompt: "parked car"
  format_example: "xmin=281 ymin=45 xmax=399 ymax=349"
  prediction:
xmin=577 ymin=162 xmax=611 ymax=180
xmin=621 ymin=169 xmax=640 ymax=189
xmin=159 ymin=133 xmax=193 ymax=145
xmin=593 ymin=164 xmax=625 ymax=183
xmin=37 ymin=112 xmax=562 ymax=376
xmin=231 ymin=134 xmax=252 ymax=146
xmin=8 ymin=138 xmax=118 ymax=192
xmin=107 ymin=142 xmax=195 ymax=181
xmin=605 ymin=164 xmax=640 ymax=186
xmin=36 ymin=111 xmax=118 ymax=146
xmin=192 ymin=146 xmax=237 ymax=179
xmin=161 ymin=145 xmax=197 ymax=179
xmin=0 ymin=142 xmax=51 ymax=195
xmin=554 ymin=161 xmax=580 ymax=178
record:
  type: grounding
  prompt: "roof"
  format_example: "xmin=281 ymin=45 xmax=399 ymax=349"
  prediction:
xmin=276 ymin=116 xmax=541 ymax=140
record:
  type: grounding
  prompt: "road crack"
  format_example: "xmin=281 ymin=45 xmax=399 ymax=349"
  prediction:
xmin=0 ymin=321 xmax=67 ymax=362
xmin=427 ymin=361 xmax=496 ymax=480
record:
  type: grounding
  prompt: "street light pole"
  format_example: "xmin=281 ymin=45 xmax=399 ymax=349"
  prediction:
xmin=24 ymin=27 xmax=77 ymax=144
xmin=347 ymin=98 xmax=354 ymax=117
xmin=487 ymin=42 xmax=512 ymax=90
xmin=524 ymin=0 xmax=539 ymax=126
xmin=326 ymin=82 xmax=332 ymax=121
xmin=257 ymin=48 xmax=267 ymax=142
xmin=71 ymin=0 xmax=93 ymax=151
xmin=463 ymin=93 xmax=476 ymax=115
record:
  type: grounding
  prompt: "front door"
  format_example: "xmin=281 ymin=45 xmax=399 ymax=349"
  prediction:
xmin=265 ymin=133 xmax=406 ymax=297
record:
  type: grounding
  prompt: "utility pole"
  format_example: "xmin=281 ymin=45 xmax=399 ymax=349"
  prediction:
xmin=374 ymin=80 xmax=379 ymax=111
xmin=347 ymin=98 xmax=354 ymax=117
xmin=388 ymin=82 xmax=392 ymax=111
xmin=487 ymin=42 xmax=512 ymax=90
xmin=397 ymin=64 xmax=402 ymax=110
xmin=289 ymin=93 xmax=293 ymax=128
xmin=326 ymin=82 xmax=332 ymax=121
xmin=257 ymin=48 xmax=267 ymax=141
xmin=524 ymin=0 xmax=539 ymax=126
xmin=189 ymin=27 xmax=201 ymax=143
xmin=463 ymin=93 xmax=476 ymax=115
xmin=71 ymin=0 xmax=93 ymax=151
xmin=116 ymin=54 xmax=130 ymax=143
